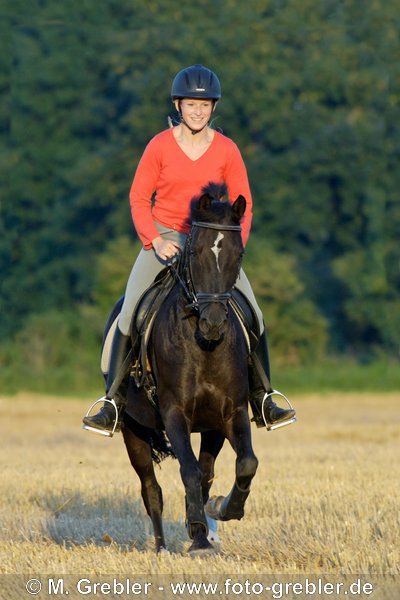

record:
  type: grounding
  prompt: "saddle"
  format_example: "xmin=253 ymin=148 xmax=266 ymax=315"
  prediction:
xmin=131 ymin=267 xmax=176 ymax=400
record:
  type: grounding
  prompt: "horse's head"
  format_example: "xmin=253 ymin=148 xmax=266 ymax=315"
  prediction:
xmin=186 ymin=183 xmax=246 ymax=342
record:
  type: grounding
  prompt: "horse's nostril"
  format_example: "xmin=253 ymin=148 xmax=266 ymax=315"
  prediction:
xmin=199 ymin=317 xmax=207 ymax=330
xmin=199 ymin=315 xmax=227 ymax=341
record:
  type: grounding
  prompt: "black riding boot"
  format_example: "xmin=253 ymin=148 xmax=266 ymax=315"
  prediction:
xmin=82 ymin=327 xmax=131 ymax=432
xmin=249 ymin=328 xmax=296 ymax=428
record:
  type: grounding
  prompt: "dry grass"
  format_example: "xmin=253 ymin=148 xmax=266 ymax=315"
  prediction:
xmin=0 ymin=392 xmax=399 ymax=578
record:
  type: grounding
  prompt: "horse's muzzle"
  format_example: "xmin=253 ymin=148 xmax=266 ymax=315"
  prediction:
xmin=198 ymin=304 xmax=228 ymax=341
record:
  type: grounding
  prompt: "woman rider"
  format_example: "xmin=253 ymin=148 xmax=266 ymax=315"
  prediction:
xmin=82 ymin=64 xmax=296 ymax=433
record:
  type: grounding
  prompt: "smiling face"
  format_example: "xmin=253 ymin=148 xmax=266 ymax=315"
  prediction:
xmin=175 ymin=98 xmax=214 ymax=132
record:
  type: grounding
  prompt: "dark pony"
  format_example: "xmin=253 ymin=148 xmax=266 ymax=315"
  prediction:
xmin=122 ymin=183 xmax=258 ymax=555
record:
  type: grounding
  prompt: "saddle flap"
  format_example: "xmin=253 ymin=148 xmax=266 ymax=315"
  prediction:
xmin=230 ymin=288 xmax=260 ymax=352
xmin=134 ymin=266 xmax=174 ymax=336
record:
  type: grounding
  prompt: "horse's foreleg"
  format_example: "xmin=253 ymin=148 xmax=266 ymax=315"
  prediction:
xmin=206 ymin=408 xmax=258 ymax=521
xmin=163 ymin=408 xmax=213 ymax=554
xmin=198 ymin=431 xmax=225 ymax=505
xmin=122 ymin=420 xmax=166 ymax=553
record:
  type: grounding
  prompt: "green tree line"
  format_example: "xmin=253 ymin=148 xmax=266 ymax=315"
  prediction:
xmin=1 ymin=0 xmax=399 ymax=390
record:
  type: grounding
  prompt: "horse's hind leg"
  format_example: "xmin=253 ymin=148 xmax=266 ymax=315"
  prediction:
xmin=122 ymin=420 xmax=166 ymax=553
xmin=206 ymin=408 xmax=258 ymax=521
xmin=199 ymin=431 xmax=225 ymax=542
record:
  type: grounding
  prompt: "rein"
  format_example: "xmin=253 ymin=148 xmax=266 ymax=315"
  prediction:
xmin=169 ymin=220 xmax=242 ymax=312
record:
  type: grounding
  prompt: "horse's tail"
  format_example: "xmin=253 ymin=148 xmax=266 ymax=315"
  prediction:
xmin=148 ymin=429 xmax=175 ymax=464
xmin=123 ymin=413 xmax=175 ymax=464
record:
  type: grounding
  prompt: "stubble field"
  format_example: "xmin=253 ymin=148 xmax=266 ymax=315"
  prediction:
xmin=0 ymin=391 xmax=399 ymax=594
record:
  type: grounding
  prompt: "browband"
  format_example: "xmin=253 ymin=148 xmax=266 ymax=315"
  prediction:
xmin=192 ymin=221 xmax=242 ymax=232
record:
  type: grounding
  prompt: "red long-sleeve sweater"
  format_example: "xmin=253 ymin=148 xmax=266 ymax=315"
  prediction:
xmin=129 ymin=128 xmax=253 ymax=249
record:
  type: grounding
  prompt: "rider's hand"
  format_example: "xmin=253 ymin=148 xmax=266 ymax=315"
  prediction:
xmin=152 ymin=237 xmax=181 ymax=261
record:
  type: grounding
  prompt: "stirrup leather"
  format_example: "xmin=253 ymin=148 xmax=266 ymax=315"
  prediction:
xmin=262 ymin=390 xmax=297 ymax=431
xmin=82 ymin=397 xmax=119 ymax=438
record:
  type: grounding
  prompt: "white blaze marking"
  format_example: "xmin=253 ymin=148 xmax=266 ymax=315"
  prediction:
xmin=211 ymin=232 xmax=224 ymax=272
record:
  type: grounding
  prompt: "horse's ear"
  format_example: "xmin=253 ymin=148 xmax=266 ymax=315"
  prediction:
xmin=232 ymin=195 xmax=246 ymax=220
xmin=198 ymin=193 xmax=212 ymax=211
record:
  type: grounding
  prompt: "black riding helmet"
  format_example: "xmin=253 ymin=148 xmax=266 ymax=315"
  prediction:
xmin=171 ymin=64 xmax=221 ymax=100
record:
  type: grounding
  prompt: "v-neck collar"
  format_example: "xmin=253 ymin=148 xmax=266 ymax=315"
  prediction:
xmin=171 ymin=128 xmax=216 ymax=163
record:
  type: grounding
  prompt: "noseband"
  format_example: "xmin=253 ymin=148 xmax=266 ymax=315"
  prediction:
xmin=170 ymin=220 xmax=243 ymax=313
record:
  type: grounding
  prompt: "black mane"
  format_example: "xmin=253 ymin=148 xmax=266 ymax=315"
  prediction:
xmin=190 ymin=182 xmax=241 ymax=225
xmin=201 ymin=182 xmax=227 ymax=201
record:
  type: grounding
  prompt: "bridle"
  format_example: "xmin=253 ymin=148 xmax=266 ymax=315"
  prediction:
xmin=170 ymin=220 xmax=243 ymax=313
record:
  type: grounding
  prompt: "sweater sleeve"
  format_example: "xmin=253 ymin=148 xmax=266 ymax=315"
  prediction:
xmin=224 ymin=142 xmax=253 ymax=246
xmin=129 ymin=139 xmax=162 ymax=249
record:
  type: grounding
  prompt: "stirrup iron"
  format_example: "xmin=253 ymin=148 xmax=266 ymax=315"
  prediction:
xmin=82 ymin=397 xmax=119 ymax=438
xmin=262 ymin=390 xmax=297 ymax=431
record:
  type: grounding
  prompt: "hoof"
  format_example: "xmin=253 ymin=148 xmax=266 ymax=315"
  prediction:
xmin=188 ymin=544 xmax=217 ymax=557
xmin=188 ymin=531 xmax=215 ymax=556
xmin=157 ymin=547 xmax=170 ymax=556
xmin=206 ymin=487 xmax=248 ymax=521
xmin=205 ymin=495 xmax=225 ymax=521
